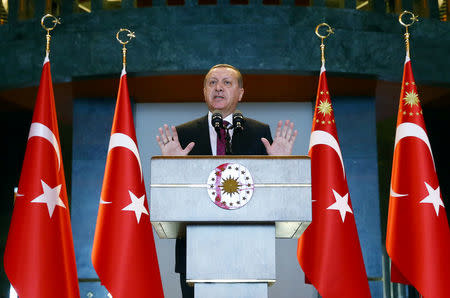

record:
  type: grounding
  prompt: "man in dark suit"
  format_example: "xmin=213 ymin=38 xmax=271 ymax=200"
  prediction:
xmin=157 ymin=64 xmax=297 ymax=156
xmin=156 ymin=64 xmax=298 ymax=297
xmin=175 ymin=115 xmax=271 ymax=155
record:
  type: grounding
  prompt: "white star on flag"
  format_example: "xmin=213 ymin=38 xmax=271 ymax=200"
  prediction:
xmin=327 ymin=189 xmax=353 ymax=222
xmin=122 ymin=191 xmax=149 ymax=223
xmin=31 ymin=180 xmax=66 ymax=218
xmin=420 ymin=182 xmax=444 ymax=216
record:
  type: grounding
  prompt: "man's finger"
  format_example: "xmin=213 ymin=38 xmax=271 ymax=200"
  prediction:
xmin=261 ymin=137 xmax=271 ymax=152
xmin=286 ymin=121 xmax=294 ymax=139
xmin=275 ymin=120 xmax=282 ymax=138
xmin=183 ymin=142 xmax=195 ymax=154
xmin=158 ymin=126 xmax=168 ymax=143
xmin=156 ymin=135 xmax=164 ymax=150
xmin=290 ymin=130 xmax=298 ymax=144
xmin=281 ymin=120 xmax=289 ymax=138
xmin=163 ymin=124 xmax=172 ymax=140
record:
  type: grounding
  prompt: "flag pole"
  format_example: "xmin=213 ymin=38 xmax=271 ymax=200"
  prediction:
xmin=92 ymin=26 xmax=164 ymax=298
xmin=40 ymin=14 xmax=61 ymax=59
xmin=116 ymin=28 xmax=136 ymax=71
xmin=398 ymin=11 xmax=418 ymax=58
xmin=396 ymin=12 xmax=430 ymax=298
xmin=314 ymin=23 xmax=334 ymax=68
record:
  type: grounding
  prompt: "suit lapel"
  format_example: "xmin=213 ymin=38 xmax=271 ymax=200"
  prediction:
xmin=194 ymin=115 xmax=212 ymax=155
xmin=232 ymin=118 xmax=249 ymax=155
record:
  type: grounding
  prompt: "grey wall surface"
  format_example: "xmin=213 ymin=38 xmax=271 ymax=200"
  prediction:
xmin=135 ymin=102 xmax=316 ymax=298
xmin=71 ymin=98 xmax=116 ymax=296
xmin=70 ymin=98 xmax=383 ymax=297
xmin=332 ymin=97 xmax=383 ymax=295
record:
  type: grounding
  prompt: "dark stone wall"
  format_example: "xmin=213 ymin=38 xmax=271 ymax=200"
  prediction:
xmin=0 ymin=110 xmax=31 ymax=297
xmin=1 ymin=7 xmax=450 ymax=91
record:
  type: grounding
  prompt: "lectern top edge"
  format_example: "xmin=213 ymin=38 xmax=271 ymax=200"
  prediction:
xmin=151 ymin=155 xmax=311 ymax=160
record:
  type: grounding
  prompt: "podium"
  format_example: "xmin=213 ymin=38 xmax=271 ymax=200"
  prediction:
xmin=150 ymin=156 xmax=311 ymax=298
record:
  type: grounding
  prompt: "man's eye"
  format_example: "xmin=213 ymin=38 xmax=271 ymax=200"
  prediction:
xmin=224 ymin=81 xmax=231 ymax=85
xmin=209 ymin=81 xmax=216 ymax=86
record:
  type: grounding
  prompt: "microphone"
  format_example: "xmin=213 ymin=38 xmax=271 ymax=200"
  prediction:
xmin=232 ymin=110 xmax=244 ymax=133
xmin=211 ymin=110 xmax=223 ymax=137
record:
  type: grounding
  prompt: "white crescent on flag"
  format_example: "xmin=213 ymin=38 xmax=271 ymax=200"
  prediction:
xmin=309 ymin=130 xmax=345 ymax=177
xmin=390 ymin=122 xmax=435 ymax=198
xmin=28 ymin=122 xmax=61 ymax=171
xmin=390 ymin=186 xmax=408 ymax=198
xmin=394 ymin=122 xmax=435 ymax=170
xmin=108 ymin=133 xmax=143 ymax=180
xmin=99 ymin=197 xmax=112 ymax=205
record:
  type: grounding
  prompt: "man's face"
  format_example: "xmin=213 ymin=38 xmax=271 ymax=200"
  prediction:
xmin=203 ymin=67 xmax=244 ymax=117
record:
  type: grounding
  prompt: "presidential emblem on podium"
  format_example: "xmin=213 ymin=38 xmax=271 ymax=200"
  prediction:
xmin=207 ymin=163 xmax=254 ymax=210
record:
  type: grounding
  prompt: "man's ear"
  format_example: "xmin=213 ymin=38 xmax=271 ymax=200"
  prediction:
xmin=238 ymin=88 xmax=244 ymax=102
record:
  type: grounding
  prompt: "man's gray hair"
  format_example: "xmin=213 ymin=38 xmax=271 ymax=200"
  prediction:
xmin=204 ymin=64 xmax=243 ymax=88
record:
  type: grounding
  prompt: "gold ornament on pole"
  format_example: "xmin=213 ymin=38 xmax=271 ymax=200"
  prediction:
xmin=116 ymin=28 xmax=136 ymax=70
xmin=40 ymin=14 xmax=61 ymax=58
xmin=399 ymin=11 xmax=418 ymax=57
xmin=315 ymin=23 xmax=334 ymax=67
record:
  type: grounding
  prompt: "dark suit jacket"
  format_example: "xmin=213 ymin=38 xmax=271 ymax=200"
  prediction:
xmin=176 ymin=115 xmax=273 ymax=155
xmin=174 ymin=114 xmax=273 ymax=273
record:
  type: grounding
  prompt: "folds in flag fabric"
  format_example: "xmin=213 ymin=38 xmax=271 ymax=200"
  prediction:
xmin=386 ymin=56 xmax=450 ymax=297
xmin=4 ymin=57 xmax=80 ymax=297
xmin=297 ymin=65 xmax=371 ymax=298
xmin=92 ymin=69 xmax=164 ymax=297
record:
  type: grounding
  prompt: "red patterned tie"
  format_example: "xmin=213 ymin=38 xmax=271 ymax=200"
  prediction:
xmin=216 ymin=120 xmax=229 ymax=155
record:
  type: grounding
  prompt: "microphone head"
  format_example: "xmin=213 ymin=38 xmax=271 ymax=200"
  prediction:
xmin=211 ymin=110 xmax=223 ymax=132
xmin=233 ymin=110 xmax=243 ymax=117
xmin=232 ymin=110 xmax=244 ymax=132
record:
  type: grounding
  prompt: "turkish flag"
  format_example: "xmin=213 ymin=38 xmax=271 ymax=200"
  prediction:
xmin=92 ymin=69 xmax=164 ymax=297
xmin=386 ymin=56 xmax=450 ymax=297
xmin=4 ymin=58 xmax=80 ymax=297
xmin=297 ymin=66 xmax=371 ymax=297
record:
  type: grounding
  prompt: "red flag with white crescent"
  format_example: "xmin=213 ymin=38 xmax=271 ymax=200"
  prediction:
xmin=92 ymin=69 xmax=164 ymax=297
xmin=4 ymin=57 xmax=80 ymax=297
xmin=386 ymin=56 xmax=450 ymax=297
xmin=297 ymin=65 xmax=371 ymax=297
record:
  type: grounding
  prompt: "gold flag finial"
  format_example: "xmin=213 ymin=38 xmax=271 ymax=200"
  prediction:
xmin=399 ymin=11 xmax=418 ymax=57
xmin=40 ymin=14 xmax=61 ymax=58
xmin=116 ymin=28 xmax=136 ymax=70
xmin=315 ymin=23 xmax=334 ymax=67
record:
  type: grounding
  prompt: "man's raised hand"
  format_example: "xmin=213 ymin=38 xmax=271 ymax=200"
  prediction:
xmin=156 ymin=124 xmax=195 ymax=156
xmin=261 ymin=120 xmax=298 ymax=156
